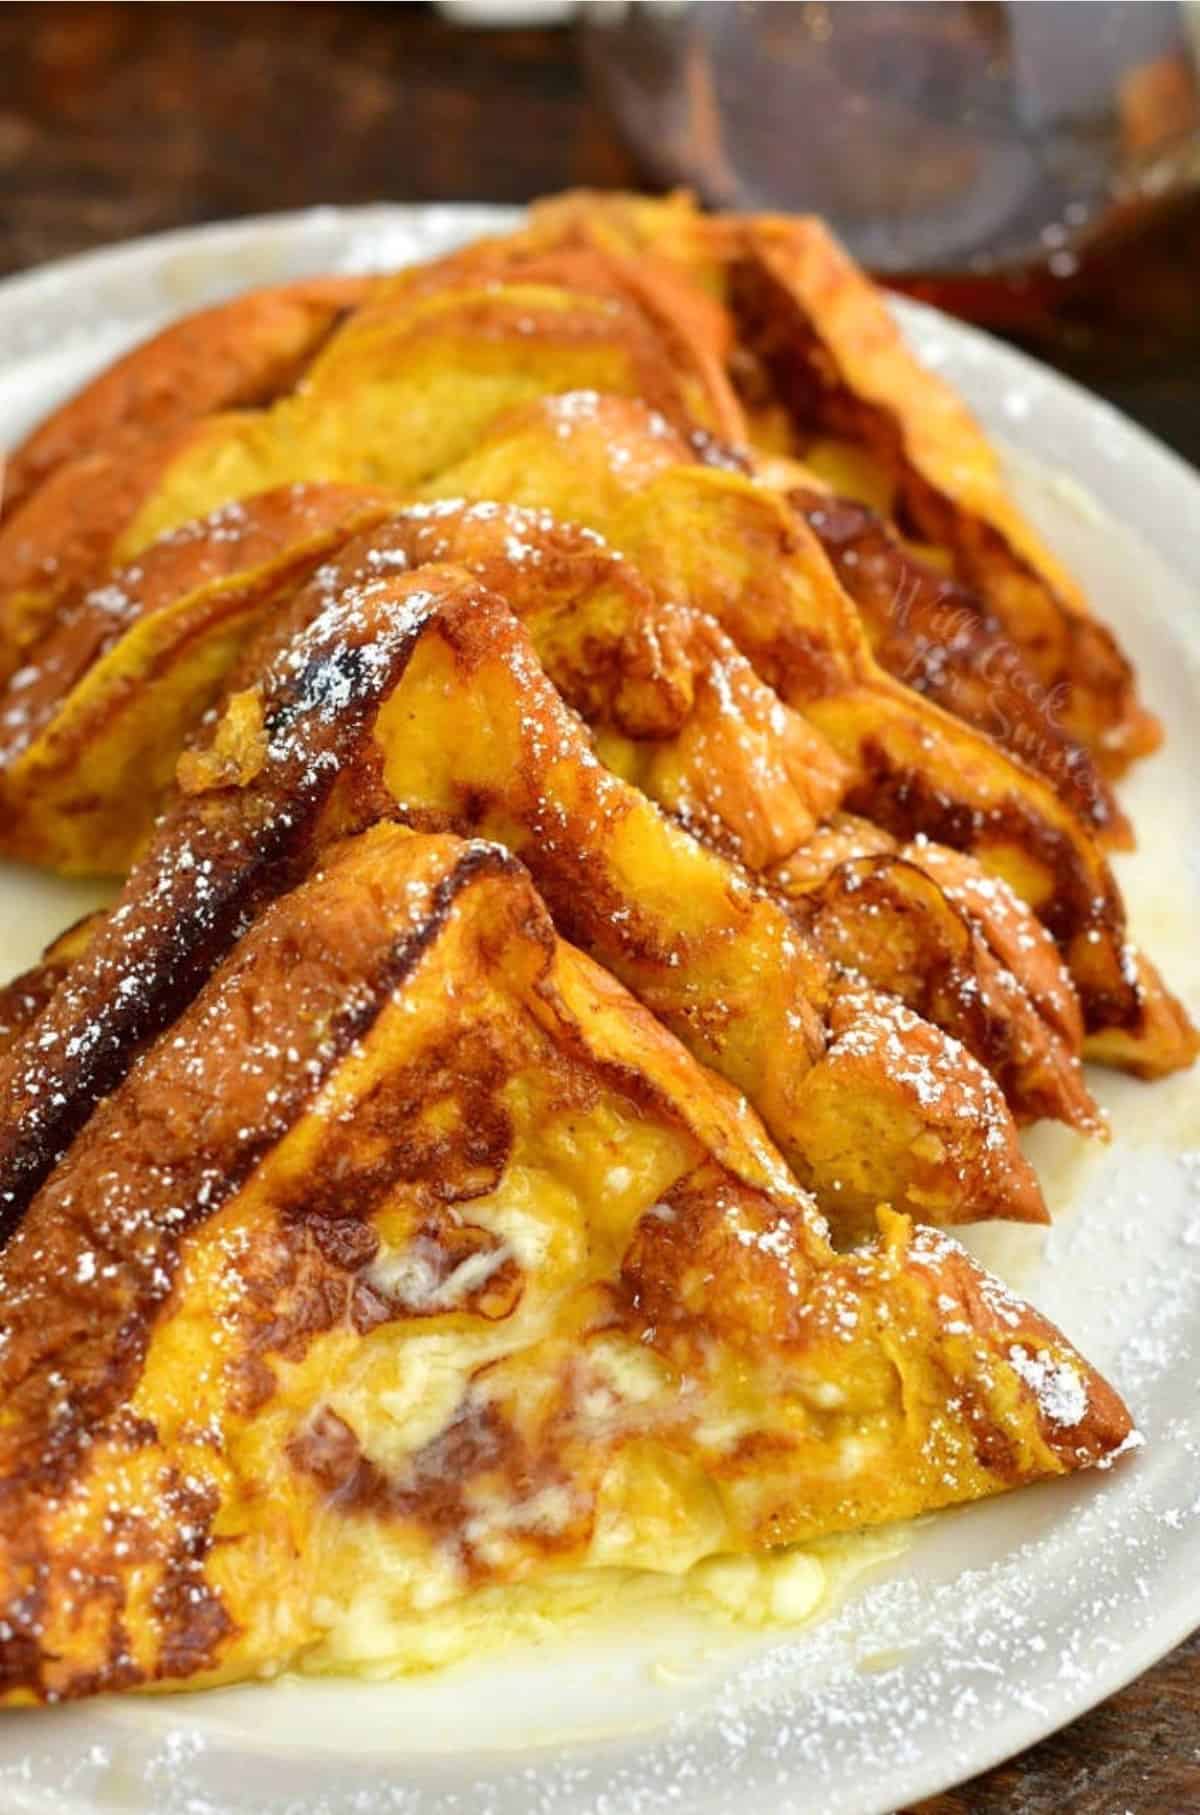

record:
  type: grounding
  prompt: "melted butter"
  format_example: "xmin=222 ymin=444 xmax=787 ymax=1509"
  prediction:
xmin=296 ymin=1527 xmax=905 ymax=1683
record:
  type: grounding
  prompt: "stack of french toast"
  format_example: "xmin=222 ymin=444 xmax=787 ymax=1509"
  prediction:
xmin=0 ymin=191 xmax=1192 ymax=1705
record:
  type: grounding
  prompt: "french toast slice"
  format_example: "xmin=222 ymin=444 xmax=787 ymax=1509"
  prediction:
xmin=0 ymin=819 xmax=1134 ymax=1704
xmin=523 ymin=190 xmax=1157 ymax=776
xmin=366 ymin=236 xmax=745 ymax=443
xmin=7 ymin=327 xmax=1177 ymax=1079
xmin=0 ymin=236 xmax=1144 ymax=856
xmin=0 ymin=198 xmax=1154 ymax=791
xmin=0 ymin=484 xmax=393 ymax=871
xmin=422 ymin=395 xmax=1196 ymax=1080
xmin=0 ymin=276 xmax=372 ymax=524
xmin=396 ymin=233 xmax=1120 ymax=836
xmin=0 ymin=560 xmax=1045 ymax=1241
xmin=729 ymin=218 xmax=1159 ymax=775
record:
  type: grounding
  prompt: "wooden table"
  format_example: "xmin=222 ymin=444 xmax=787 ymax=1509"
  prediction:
xmin=0 ymin=6 xmax=1196 ymax=1810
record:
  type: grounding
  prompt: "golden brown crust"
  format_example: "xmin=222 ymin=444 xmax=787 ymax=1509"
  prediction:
xmin=784 ymin=855 xmax=1098 ymax=1136
xmin=771 ymin=810 xmax=1099 ymax=1123
xmin=0 ymin=827 xmax=504 ymax=1477
xmin=354 ymin=499 xmax=1095 ymax=1136
xmin=1083 ymin=946 xmax=1200 ymax=1079
xmin=355 ymin=570 xmax=1047 ymax=1232
xmin=0 ymin=551 xmax=1051 ymax=1240
xmin=372 ymin=237 xmax=745 ymax=444
xmin=0 ymin=826 xmax=558 ymax=1699
xmin=0 ymin=195 xmax=1167 ymax=1709
xmin=728 ymin=220 xmax=1160 ymax=774
xmin=0 ymin=910 xmax=100 ymax=1046
xmin=0 ymin=191 xmax=1160 ymax=799
xmin=0 ymin=483 xmax=393 ymax=872
xmin=0 ymin=267 xmax=745 ymax=681
xmin=0 ymin=826 xmax=1132 ymax=1704
xmin=419 ymin=395 xmax=1194 ymax=1078
xmin=0 ymin=487 xmax=1099 ymax=1150
xmin=520 ymin=190 xmax=1157 ymax=776
xmin=1 ymin=276 xmax=371 ymax=523
xmin=0 ymin=424 xmax=200 ymax=683
xmin=0 ymin=561 xmax=472 ymax=1235
xmin=787 ymin=484 xmax=1129 ymax=846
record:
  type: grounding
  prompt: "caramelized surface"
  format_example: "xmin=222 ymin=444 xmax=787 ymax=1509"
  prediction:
xmin=0 ymin=555 xmax=1053 ymax=1238
xmin=0 ymin=823 xmax=1132 ymax=1704
xmin=0 ymin=484 xmax=1101 ymax=1134
xmin=786 ymin=485 xmax=1127 ymax=845
xmin=520 ymin=190 xmax=1158 ymax=775
xmin=1 ymin=276 xmax=371 ymax=523
xmin=732 ymin=220 xmax=1159 ymax=775
xmin=0 ymin=208 xmax=1185 ymax=1077
xmin=422 ymin=397 xmax=1195 ymax=1078
xmin=0 ymin=279 xmax=372 ymax=676
xmin=0 ymin=484 xmax=392 ymax=872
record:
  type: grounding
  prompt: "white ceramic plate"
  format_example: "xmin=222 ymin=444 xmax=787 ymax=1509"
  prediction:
xmin=0 ymin=206 xmax=1197 ymax=1815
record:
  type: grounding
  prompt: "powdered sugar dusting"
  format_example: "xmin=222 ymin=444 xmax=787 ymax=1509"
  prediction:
xmin=0 ymin=200 xmax=1198 ymax=1815
xmin=1008 ymin=1345 xmax=1089 ymax=1428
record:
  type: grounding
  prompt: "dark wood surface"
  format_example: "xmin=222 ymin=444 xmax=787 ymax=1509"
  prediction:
xmin=0 ymin=6 xmax=1196 ymax=1810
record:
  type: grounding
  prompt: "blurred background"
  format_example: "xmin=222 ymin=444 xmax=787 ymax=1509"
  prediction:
xmin=0 ymin=0 xmax=1197 ymax=460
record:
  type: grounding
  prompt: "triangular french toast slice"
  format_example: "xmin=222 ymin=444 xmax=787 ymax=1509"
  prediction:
xmin=0 ymin=258 xmax=1189 ymax=1078
xmin=318 ymin=499 xmax=1100 ymax=1136
xmin=18 ymin=265 xmax=1142 ymax=1071
xmin=522 ymin=189 xmax=1158 ymax=776
xmin=0 ymin=559 xmax=1045 ymax=1241
xmin=0 ymin=483 xmax=393 ymax=871
xmin=784 ymin=482 xmax=1130 ymax=846
xmin=0 ymin=244 xmax=1141 ymax=863
xmin=0 ymin=276 xmax=372 ymax=525
xmin=0 ymin=201 xmax=1149 ymax=807
xmin=421 ymin=394 xmax=1196 ymax=1080
xmin=0 ymin=818 xmax=1134 ymax=1704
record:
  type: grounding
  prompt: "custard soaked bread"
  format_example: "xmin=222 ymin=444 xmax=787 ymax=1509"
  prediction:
xmin=0 ymin=483 xmax=395 ymax=871
xmin=0 ymin=558 xmax=1047 ymax=1240
xmin=0 ymin=266 xmax=737 ymax=674
xmin=323 ymin=500 xmax=1099 ymax=1132
xmin=12 ymin=247 xmax=1145 ymax=1064
xmin=0 ymin=195 xmax=1186 ymax=1706
xmin=0 ymin=821 xmax=1134 ymax=1704
xmin=352 ymin=197 xmax=1134 ymax=836
xmin=0 ymin=210 xmax=1152 ymax=825
xmin=0 ymin=276 xmax=371 ymax=525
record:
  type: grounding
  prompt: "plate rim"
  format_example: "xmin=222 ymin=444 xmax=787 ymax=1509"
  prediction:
xmin=0 ymin=201 xmax=1198 ymax=1815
